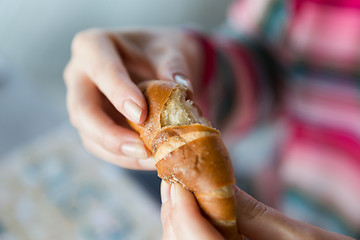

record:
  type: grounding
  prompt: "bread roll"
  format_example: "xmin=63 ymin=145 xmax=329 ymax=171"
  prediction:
xmin=128 ymin=80 xmax=241 ymax=239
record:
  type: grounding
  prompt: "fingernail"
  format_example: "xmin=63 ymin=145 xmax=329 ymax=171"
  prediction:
xmin=161 ymin=181 xmax=170 ymax=204
xmin=121 ymin=142 xmax=148 ymax=159
xmin=171 ymin=183 xmax=176 ymax=208
xmin=174 ymin=74 xmax=192 ymax=91
xmin=124 ymin=100 xmax=143 ymax=123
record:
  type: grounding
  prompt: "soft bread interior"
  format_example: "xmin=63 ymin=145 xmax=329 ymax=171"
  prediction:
xmin=155 ymin=84 xmax=213 ymax=162
xmin=161 ymin=85 xmax=210 ymax=127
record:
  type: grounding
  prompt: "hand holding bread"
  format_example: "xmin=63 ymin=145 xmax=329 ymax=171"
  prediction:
xmin=64 ymin=28 xmax=202 ymax=170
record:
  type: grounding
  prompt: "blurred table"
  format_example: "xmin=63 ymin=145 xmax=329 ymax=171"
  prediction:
xmin=0 ymin=124 xmax=162 ymax=240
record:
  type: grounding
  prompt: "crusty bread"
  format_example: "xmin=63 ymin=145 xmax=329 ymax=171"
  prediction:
xmin=128 ymin=80 xmax=241 ymax=239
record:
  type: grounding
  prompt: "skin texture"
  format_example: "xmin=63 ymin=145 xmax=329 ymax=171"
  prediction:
xmin=160 ymin=181 xmax=355 ymax=240
xmin=64 ymin=28 xmax=203 ymax=170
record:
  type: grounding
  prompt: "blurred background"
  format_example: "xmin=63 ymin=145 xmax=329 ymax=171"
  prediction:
xmin=0 ymin=0 xmax=232 ymax=239
xmin=1 ymin=0 xmax=360 ymax=239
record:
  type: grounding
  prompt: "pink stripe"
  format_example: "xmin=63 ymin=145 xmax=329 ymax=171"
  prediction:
xmin=186 ymin=30 xmax=216 ymax=89
xmin=186 ymin=31 xmax=216 ymax=120
xmin=213 ymin=37 xmax=258 ymax=139
xmin=235 ymin=42 xmax=260 ymax=102
xmin=227 ymin=0 xmax=258 ymax=34
xmin=286 ymin=80 xmax=360 ymax=132
xmin=281 ymin=116 xmax=360 ymax=225
xmin=286 ymin=0 xmax=360 ymax=71
xmin=230 ymin=40 xmax=259 ymax=134
xmin=201 ymin=38 xmax=216 ymax=89
xmin=289 ymin=119 xmax=360 ymax=168
xmin=294 ymin=0 xmax=360 ymax=10
xmin=288 ymin=97 xmax=360 ymax=137
xmin=280 ymin=140 xmax=360 ymax=225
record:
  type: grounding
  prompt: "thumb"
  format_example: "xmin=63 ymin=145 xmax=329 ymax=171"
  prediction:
xmin=161 ymin=182 xmax=224 ymax=240
xmin=234 ymin=186 xmax=354 ymax=240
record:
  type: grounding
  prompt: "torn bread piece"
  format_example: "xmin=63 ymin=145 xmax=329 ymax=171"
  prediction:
xmin=128 ymin=80 xmax=241 ymax=240
xmin=160 ymin=84 xmax=210 ymax=127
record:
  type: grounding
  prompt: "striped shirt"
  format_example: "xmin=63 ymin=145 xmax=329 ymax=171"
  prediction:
xmin=189 ymin=0 xmax=360 ymax=238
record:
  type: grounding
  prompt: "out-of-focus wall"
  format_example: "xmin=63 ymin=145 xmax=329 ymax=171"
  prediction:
xmin=0 ymin=0 xmax=232 ymax=103
xmin=0 ymin=0 xmax=232 ymax=155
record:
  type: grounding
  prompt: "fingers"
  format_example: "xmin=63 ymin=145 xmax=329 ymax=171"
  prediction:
xmin=234 ymin=187 xmax=279 ymax=240
xmin=65 ymin=28 xmax=197 ymax=171
xmin=234 ymin=186 xmax=354 ymax=240
xmin=151 ymin=47 xmax=190 ymax=81
xmin=81 ymin=135 xmax=155 ymax=170
xmin=110 ymin=29 xmax=197 ymax=91
xmin=154 ymin=51 xmax=194 ymax=92
xmin=161 ymin=181 xmax=177 ymax=240
xmin=70 ymin=29 xmax=147 ymax=124
xmin=144 ymin=32 xmax=194 ymax=91
xmin=65 ymin=69 xmax=155 ymax=170
xmin=160 ymin=181 xmax=224 ymax=240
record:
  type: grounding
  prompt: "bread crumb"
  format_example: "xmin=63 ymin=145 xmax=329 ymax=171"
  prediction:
xmin=161 ymin=86 xmax=210 ymax=127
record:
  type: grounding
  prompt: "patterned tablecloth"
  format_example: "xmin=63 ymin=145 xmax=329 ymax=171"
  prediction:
xmin=0 ymin=124 xmax=162 ymax=240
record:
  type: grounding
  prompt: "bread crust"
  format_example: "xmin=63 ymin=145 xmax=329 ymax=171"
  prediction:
xmin=156 ymin=135 xmax=234 ymax=193
xmin=152 ymin=124 xmax=219 ymax=152
xmin=128 ymin=80 xmax=240 ymax=239
xmin=128 ymin=80 xmax=179 ymax=150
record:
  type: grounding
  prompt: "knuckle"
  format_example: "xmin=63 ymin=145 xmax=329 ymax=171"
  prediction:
xmin=106 ymin=61 xmax=123 ymax=75
xmin=82 ymin=140 xmax=90 ymax=151
xmin=101 ymin=129 xmax=124 ymax=154
xmin=99 ymin=128 xmax=113 ymax=150
xmin=71 ymin=28 xmax=104 ymax=52
xmin=148 ymin=39 xmax=167 ymax=54
xmin=166 ymin=55 xmax=187 ymax=72
xmin=242 ymin=199 xmax=268 ymax=221
xmin=90 ymin=61 xmax=121 ymax=83
xmin=99 ymin=121 xmax=116 ymax=141
xmin=80 ymin=137 xmax=92 ymax=153
xmin=71 ymin=31 xmax=87 ymax=51
xmin=63 ymin=63 xmax=74 ymax=85
xmin=68 ymin=100 xmax=93 ymax=128
xmin=66 ymin=98 xmax=81 ymax=127
xmin=66 ymin=101 xmax=77 ymax=127
xmin=68 ymin=111 xmax=79 ymax=127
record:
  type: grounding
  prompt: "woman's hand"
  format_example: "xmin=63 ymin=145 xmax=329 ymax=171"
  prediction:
xmin=64 ymin=28 xmax=202 ymax=170
xmin=160 ymin=181 xmax=355 ymax=240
